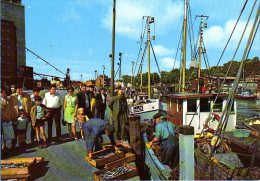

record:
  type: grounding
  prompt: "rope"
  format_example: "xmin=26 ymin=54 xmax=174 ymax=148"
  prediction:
xmin=173 ymin=25 xmax=183 ymax=70
xmin=16 ymin=41 xmax=66 ymax=76
xmin=150 ymin=42 xmax=161 ymax=77
xmin=134 ymin=18 xmax=147 ymax=75
xmin=214 ymin=0 xmax=249 ymax=68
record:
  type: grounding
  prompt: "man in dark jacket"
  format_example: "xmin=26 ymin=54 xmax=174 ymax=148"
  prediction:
xmin=82 ymin=118 xmax=120 ymax=160
xmin=108 ymin=89 xmax=128 ymax=141
xmin=75 ymin=84 xmax=93 ymax=119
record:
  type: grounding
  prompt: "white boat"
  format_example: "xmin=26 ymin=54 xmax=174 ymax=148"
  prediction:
xmin=128 ymin=94 xmax=160 ymax=115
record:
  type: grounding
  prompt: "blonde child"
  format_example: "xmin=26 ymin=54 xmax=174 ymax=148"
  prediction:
xmin=76 ymin=108 xmax=89 ymax=140
xmin=30 ymin=96 xmax=47 ymax=148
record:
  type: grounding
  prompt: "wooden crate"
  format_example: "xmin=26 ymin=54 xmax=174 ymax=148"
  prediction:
xmin=104 ymin=152 xmax=136 ymax=169
xmin=1 ymin=157 xmax=36 ymax=180
xmin=86 ymin=148 xmax=125 ymax=167
xmin=93 ymin=163 xmax=138 ymax=181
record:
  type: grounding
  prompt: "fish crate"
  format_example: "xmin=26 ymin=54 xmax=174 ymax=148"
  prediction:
xmin=1 ymin=157 xmax=36 ymax=180
xmin=104 ymin=152 xmax=136 ymax=169
xmin=86 ymin=148 xmax=125 ymax=167
xmin=93 ymin=163 xmax=138 ymax=181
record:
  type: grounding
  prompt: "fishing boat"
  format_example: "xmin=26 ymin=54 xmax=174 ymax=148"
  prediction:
xmin=139 ymin=0 xmax=260 ymax=179
xmin=128 ymin=94 xmax=160 ymax=115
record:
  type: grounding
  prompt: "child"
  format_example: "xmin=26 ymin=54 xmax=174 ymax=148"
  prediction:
xmin=16 ymin=109 xmax=29 ymax=148
xmin=76 ymin=108 xmax=89 ymax=140
xmin=30 ymin=96 xmax=47 ymax=148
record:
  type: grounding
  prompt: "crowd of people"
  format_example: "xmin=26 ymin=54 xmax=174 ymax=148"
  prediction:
xmin=1 ymin=83 xmax=129 ymax=158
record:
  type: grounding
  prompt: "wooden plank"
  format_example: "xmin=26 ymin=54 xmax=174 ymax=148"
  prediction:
xmin=1 ymin=174 xmax=30 ymax=180
xmin=85 ymin=148 xmax=125 ymax=167
xmin=104 ymin=152 xmax=136 ymax=169
xmin=1 ymin=158 xmax=36 ymax=176
xmin=93 ymin=163 xmax=138 ymax=181
xmin=1 ymin=157 xmax=36 ymax=164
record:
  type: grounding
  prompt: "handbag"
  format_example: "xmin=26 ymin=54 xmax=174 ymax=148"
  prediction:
xmin=62 ymin=119 xmax=67 ymax=126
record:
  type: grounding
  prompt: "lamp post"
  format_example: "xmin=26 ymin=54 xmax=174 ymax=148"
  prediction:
xmin=81 ymin=74 xmax=82 ymax=82
xmin=118 ymin=52 xmax=123 ymax=81
xmin=102 ymin=65 xmax=105 ymax=88
xmin=94 ymin=70 xmax=97 ymax=80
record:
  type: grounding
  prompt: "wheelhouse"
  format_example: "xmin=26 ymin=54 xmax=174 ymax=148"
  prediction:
xmin=166 ymin=93 xmax=236 ymax=134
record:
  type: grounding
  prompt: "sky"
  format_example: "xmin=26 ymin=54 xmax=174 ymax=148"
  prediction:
xmin=23 ymin=0 xmax=260 ymax=81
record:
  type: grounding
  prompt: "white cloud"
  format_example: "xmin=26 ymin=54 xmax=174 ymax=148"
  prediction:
xmin=204 ymin=20 xmax=254 ymax=49
xmin=102 ymin=0 xmax=183 ymax=39
xmin=61 ymin=7 xmax=81 ymax=22
xmin=153 ymin=45 xmax=175 ymax=57
xmin=159 ymin=57 xmax=180 ymax=69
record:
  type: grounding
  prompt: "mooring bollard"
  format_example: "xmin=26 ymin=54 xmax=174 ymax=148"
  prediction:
xmin=179 ymin=125 xmax=194 ymax=180
xmin=128 ymin=114 xmax=141 ymax=155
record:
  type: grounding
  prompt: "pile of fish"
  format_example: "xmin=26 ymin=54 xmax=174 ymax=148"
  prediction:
xmin=1 ymin=162 xmax=31 ymax=168
xmin=99 ymin=166 xmax=133 ymax=179
xmin=93 ymin=151 xmax=115 ymax=160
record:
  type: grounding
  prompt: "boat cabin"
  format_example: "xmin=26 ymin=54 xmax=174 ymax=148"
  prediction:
xmin=166 ymin=93 xmax=236 ymax=134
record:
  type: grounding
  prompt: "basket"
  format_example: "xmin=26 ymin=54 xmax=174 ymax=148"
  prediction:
xmin=232 ymin=129 xmax=251 ymax=138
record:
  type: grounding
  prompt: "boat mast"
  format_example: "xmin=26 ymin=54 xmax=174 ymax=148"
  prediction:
xmin=111 ymin=0 xmax=116 ymax=96
xmin=197 ymin=15 xmax=208 ymax=92
xmin=147 ymin=17 xmax=154 ymax=99
xmin=181 ymin=0 xmax=188 ymax=93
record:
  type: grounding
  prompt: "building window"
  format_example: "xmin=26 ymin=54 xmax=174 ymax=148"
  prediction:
xmin=187 ymin=99 xmax=197 ymax=112
xmin=200 ymin=98 xmax=211 ymax=112
xmin=213 ymin=98 xmax=222 ymax=112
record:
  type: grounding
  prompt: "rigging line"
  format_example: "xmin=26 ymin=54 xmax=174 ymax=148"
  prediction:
xmin=189 ymin=0 xmax=256 ymax=128
xmin=173 ymin=25 xmax=183 ymax=70
xmin=136 ymin=43 xmax=148 ymax=76
xmin=210 ymin=1 xmax=259 ymax=158
xmin=202 ymin=40 xmax=211 ymax=73
xmin=213 ymin=0 xmax=249 ymax=69
xmin=193 ymin=29 xmax=200 ymax=58
xmin=16 ymin=41 xmax=66 ymax=76
xmin=188 ymin=0 xmax=195 ymax=55
xmin=134 ymin=19 xmax=147 ymax=74
xmin=202 ymin=53 xmax=210 ymax=77
xmin=187 ymin=1 xmax=194 ymax=57
xmin=192 ymin=0 xmax=255 ymax=129
xmin=150 ymin=42 xmax=161 ymax=77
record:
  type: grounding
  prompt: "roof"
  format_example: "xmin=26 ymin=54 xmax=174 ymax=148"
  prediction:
xmin=167 ymin=93 xmax=229 ymax=99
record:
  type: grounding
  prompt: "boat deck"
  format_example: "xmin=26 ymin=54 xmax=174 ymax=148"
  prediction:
xmin=224 ymin=132 xmax=260 ymax=159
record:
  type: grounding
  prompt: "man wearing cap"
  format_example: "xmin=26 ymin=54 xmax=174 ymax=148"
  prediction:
xmin=82 ymin=118 xmax=120 ymax=160
xmin=148 ymin=112 xmax=179 ymax=167
xmin=108 ymin=89 xmax=128 ymax=141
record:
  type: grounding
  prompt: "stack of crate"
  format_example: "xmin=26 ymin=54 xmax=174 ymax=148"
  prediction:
xmin=85 ymin=143 xmax=138 ymax=180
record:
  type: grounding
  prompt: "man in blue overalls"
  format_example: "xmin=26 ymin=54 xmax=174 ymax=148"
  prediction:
xmin=148 ymin=112 xmax=179 ymax=167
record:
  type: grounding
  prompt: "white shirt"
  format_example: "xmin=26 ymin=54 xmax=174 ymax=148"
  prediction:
xmin=43 ymin=92 xmax=62 ymax=108
xmin=102 ymin=94 xmax=105 ymax=104
xmin=85 ymin=93 xmax=89 ymax=108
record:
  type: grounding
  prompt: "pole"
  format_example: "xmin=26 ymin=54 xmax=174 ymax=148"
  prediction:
xmin=131 ymin=61 xmax=135 ymax=86
xmin=140 ymin=64 xmax=143 ymax=92
xmin=147 ymin=17 xmax=151 ymax=99
xmin=181 ymin=0 xmax=187 ymax=93
xmin=179 ymin=125 xmax=194 ymax=180
xmin=111 ymin=0 xmax=116 ymax=97
xmin=103 ymin=65 xmax=105 ymax=88
xmin=119 ymin=53 xmax=122 ymax=81
xmin=198 ymin=17 xmax=203 ymax=93
xmin=81 ymin=74 xmax=82 ymax=82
